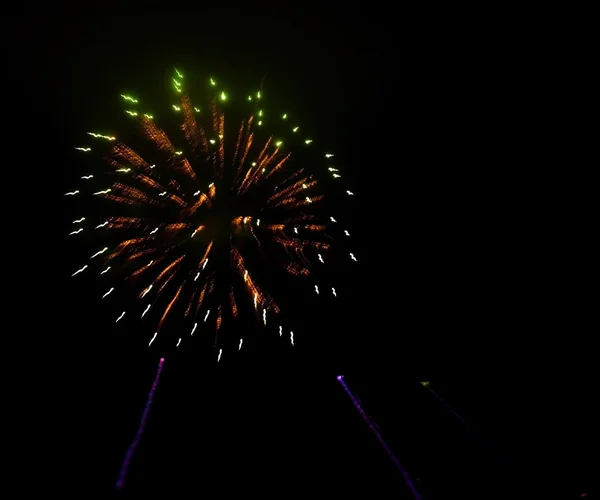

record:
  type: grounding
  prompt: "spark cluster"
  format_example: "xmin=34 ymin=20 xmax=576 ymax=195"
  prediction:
xmin=66 ymin=68 xmax=357 ymax=360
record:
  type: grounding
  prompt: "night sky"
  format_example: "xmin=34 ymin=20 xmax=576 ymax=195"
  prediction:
xmin=21 ymin=9 xmax=593 ymax=498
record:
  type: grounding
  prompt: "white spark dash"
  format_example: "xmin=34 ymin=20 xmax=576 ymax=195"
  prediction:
xmin=71 ymin=265 xmax=88 ymax=277
xmin=91 ymin=247 xmax=108 ymax=259
xmin=102 ymin=287 xmax=114 ymax=299
xmin=116 ymin=311 xmax=126 ymax=322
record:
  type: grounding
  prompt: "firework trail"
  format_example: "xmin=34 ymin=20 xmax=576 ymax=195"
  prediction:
xmin=66 ymin=68 xmax=357 ymax=355
xmin=419 ymin=381 xmax=466 ymax=425
xmin=115 ymin=357 xmax=165 ymax=490
xmin=337 ymin=376 xmax=421 ymax=500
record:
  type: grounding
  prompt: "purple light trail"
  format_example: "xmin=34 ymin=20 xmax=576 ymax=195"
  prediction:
xmin=115 ymin=357 xmax=165 ymax=490
xmin=336 ymin=375 xmax=421 ymax=500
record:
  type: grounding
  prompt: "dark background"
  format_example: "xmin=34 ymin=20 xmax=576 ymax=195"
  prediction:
xmin=18 ymin=8 xmax=593 ymax=498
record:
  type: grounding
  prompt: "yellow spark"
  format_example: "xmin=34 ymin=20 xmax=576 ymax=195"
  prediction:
xmin=220 ymin=91 xmax=227 ymax=101
xmin=210 ymin=78 xmax=216 ymax=86
xmin=87 ymin=132 xmax=116 ymax=141
xmin=305 ymin=139 xmax=312 ymax=144
xmin=144 ymin=114 xmax=153 ymax=119
xmin=275 ymin=140 xmax=283 ymax=147
xmin=173 ymin=105 xmax=181 ymax=111
xmin=293 ymin=127 xmax=299 ymax=132
xmin=93 ymin=189 xmax=111 ymax=195
xmin=282 ymin=113 xmax=287 ymax=119
xmin=175 ymin=68 xmax=183 ymax=79
xmin=116 ymin=168 xmax=131 ymax=173
xmin=75 ymin=147 xmax=91 ymax=152
xmin=121 ymin=95 xmax=138 ymax=103
xmin=125 ymin=111 xmax=138 ymax=116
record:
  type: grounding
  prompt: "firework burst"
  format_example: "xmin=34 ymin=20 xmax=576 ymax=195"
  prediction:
xmin=66 ymin=68 xmax=356 ymax=358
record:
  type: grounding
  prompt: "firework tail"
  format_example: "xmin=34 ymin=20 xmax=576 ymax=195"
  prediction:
xmin=115 ymin=357 xmax=165 ymax=490
xmin=336 ymin=376 xmax=421 ymax=500
xmin=419 ymin=381 xmax=466 ymax=425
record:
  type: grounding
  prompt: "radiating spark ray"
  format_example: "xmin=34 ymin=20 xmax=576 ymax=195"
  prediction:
xmin=350 ymin=253 xmax=358 ymax=261
xmin=81 ymin=175 xmax=94 ymax=180
xmin=116 ymin=311 xmax=126 ymax=322
xmin=65 ymin=191 xmax=79 ymax=196
xmin=191 ymin=323 xmax=198 ymax=336
xmin=96 ymin=222 xmax=108 ymax=229
xmin=102 ymin=288 xmax=115 ymax=299
xmin=69 ymin=228 xmax=83 ymax=235
xmin=239 ymin=339 xmax=243 ymax=350
xmin=332 ymin=288 xmax=337 ymax=297
xmin=72 ymin=218 xmax=85 ymax=224
xmin=290 ymin=332 xmax=294 ymax=346
xmin=217 ymin=349 xmax=223 ymax=362
xmin=204 ymin=310 xmax=210 ymax=322
xmin=177 ymin=338 xmax=182 ymax=347
xmin=141 ymin=304 xmax=151 ymax=318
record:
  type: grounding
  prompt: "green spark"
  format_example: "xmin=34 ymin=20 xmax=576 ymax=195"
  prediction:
xmin=121 ymin=95 xmax=138 ymax=103
xmin=220 ymin=91 xmax=227 ymax=101
xmin=175 ymin=68 xmax=183 ymax=79
xmin=87 ymin=132 xmax=116 ymax=141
